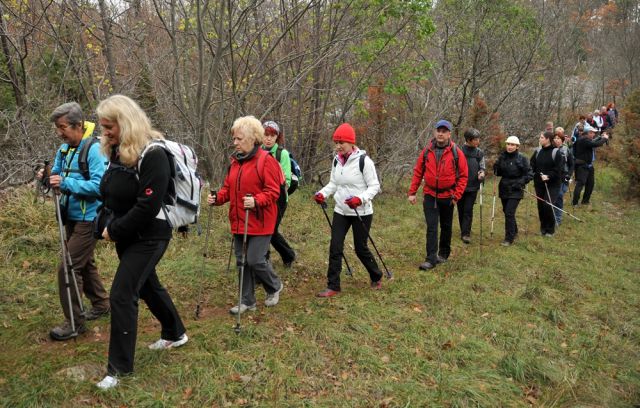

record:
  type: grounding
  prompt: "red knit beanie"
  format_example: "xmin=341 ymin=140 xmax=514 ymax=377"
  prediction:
xmin=333 ymin=123 xmax=356 ymax=144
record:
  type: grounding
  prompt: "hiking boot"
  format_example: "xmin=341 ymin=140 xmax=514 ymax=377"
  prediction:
xmin=370 ymin=280 xmax=382 ymax=290
xmin=500 ymin=240 xmax=512 ymax=247
xmin=49 ymin=320 xmax=87 ymax=341
xmin=418 ymin=261 xmax=436 ymax=270
xmin=229 ymin=303 xmax=257 ymax=315
xmin=316 ymin=288 xmax=340 ymax=298
xmin=461 ymin=236 xmax=471 ymax=244
xmin=436 ymin=255 xmax=448 ymax=264
xmin=148 ymin=333 xmax=189 ymax=350
xmin=96 ymin=375 xmax=118 ymax=390
xmin=265 ymin=283 xmax=283 ymax=307
xmin=85 ymin=307 xmax=110 ymax=321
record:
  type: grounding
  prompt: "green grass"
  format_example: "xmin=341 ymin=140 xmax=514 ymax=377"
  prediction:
xmin=1 ymin=166 xmax=639 ymax=407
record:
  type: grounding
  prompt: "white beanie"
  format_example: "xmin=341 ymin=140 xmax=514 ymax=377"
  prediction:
xmin=506 ymin=135 xmax=520 ymax=145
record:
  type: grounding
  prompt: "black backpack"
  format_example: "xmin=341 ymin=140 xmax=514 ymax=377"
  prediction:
xmin=333 ymin=154 xmax=366 ymax=173
xmin=275 ymin=147 xmax=302 ymax=195
xmin=421 ymin=141 xmax=460 ymax=178
xmin=60 ymin=136 xmax=100 ymax=180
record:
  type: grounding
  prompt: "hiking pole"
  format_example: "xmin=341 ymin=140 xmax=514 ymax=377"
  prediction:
xmin=525 ymin=185 xmax=531 ymax=236
xmin=353 ymin=207 xmax=393 ymax=280
xmin=523 ymin=189 xmax=582 ymax=221
xmin=195 ymin=188 xmax=215 ymax=320
xmin=234 ymin=194 xmax=251 ymax=335
xmin=479 ymin=183 xmax=483 ymax=254
xmin=318 ymin=202 xmax=353 ymax=276
xmin=490 ymin=176 xmax=497 ymax=238
xmin=53 ymin=191 xmax=84 ymax=335
xmin=543 ymin=178 xmax=559 ymax=228
xmin=34 ymin=160 xmax=51 ymax=204
xmin=225 ymin=236 xmax=234 ymax=274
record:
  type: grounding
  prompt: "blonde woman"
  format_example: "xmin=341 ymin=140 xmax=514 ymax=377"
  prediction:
xmin=207 ymin=116 xmax=284 ymax=314
xmin=95 ymin=95 xmax=187 ymax=390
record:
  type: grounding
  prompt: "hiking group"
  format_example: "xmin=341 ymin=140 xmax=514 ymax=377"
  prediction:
xmin=38 ymin=94 xmax=613 ymax=390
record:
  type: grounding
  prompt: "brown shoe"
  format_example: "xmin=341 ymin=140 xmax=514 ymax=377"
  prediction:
xmin=50 ymin=320 xmax=87 ymax=341
xmin=85 ymin=308 xmax=110 ymax=321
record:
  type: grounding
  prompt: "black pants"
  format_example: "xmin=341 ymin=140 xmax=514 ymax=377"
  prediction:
xmin=327 ymin=212 xmax=382 ymax=291
xmin=423 ymin=195 xmax=454 ymax=263
xmin=457 ymin=190 xmax=478 ymax=237
xmin=535 ymin=183 xmax=559 ymax=235
xmin=270 ymin=198 xmax=295 ymax=264
xmin=573 ymin=165 xmax=594 ymax=205
xmin=500 ymin=198 xmax=521 ymax=242
xmin=107 ymin=239 xmax=185 ymax=375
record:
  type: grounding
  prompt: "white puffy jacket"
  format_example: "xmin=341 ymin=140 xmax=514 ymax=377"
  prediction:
xmin=319 ymin=149 xmax=380 ymax=216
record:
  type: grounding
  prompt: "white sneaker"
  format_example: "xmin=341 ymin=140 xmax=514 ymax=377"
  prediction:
xmin=96 ymin=375 xmax=118 ymax=390
xmin=265 ymin=283 xmax=283 ymax=307
xmin=148 ymin=333 xmax=189 ymax=350
xmin=229 ymin=303 xmax=256 ymax=315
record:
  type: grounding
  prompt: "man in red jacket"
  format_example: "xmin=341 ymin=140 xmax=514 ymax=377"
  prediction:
xmin=408 ymin=120 xmax=468 ymax=270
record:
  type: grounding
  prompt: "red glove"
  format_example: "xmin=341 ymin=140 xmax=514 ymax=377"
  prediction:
xmin=314 ymin=192 xmax=325 ymax=204
xmin=345 ymin=196 xmax=362 ymax=209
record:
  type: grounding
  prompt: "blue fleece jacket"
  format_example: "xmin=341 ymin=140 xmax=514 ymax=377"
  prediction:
xmin=51 ymin=122 xmax=107 ymax=222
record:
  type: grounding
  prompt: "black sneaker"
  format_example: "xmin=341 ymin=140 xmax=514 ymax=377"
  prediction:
xmin=85 ymin=308 xmax=110 ymax=321
xmin=418 ymin=261 xmax=436 ymax=270
xmin=283 ymin=254 xmax=296 ymax=268
xmin=50 ymin=321 xmax=87 ymax=341
xmin=461 ymin=236 xmax=471 ymax=244
xmin=436 ymin=255 xmax=448 ymax=264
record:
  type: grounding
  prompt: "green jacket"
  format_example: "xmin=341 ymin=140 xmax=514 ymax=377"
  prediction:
xmin=263 ymin=143 xmax=291 ymax=201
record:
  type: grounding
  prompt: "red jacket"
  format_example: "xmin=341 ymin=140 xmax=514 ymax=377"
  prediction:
xmin=216 ymin=147 xmax=283 ymax=235
xmin=408 ymin=140 xmax=468 ymax=201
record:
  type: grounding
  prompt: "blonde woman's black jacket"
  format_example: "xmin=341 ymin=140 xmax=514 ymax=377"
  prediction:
xmin=100 ymin=147 xmax=172 ymax=243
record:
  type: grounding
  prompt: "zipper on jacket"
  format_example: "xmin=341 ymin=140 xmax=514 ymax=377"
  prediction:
xmin=235 ymin=163 xmax=244 ymax=234
xmin=434 ymin=147 xmax=439 ymax=208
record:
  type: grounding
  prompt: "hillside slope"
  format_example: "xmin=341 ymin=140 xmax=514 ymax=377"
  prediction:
xmin=0 ymin=167 xmax=638 ymax=407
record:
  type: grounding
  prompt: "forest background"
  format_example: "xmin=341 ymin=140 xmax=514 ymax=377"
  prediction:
xmin=1 ymin=0 xmax=639 ymax=187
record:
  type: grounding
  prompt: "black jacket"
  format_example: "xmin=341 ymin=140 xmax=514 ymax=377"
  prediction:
xmin=100 ymin=146 xmax=172 ymax=242
xmin=494 ymin=151 xmax=533 ymax=199
xmin=461 ymin=145 xmax=485 ymax=192
xmin=573 ymin=135 xmax=607 ymax=166
xmin=530 ymin=145 xmax=564 ymax=187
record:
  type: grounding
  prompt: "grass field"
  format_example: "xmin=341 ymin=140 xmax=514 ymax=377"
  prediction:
xmin=0 ymin=166 xmax=638 ymax=407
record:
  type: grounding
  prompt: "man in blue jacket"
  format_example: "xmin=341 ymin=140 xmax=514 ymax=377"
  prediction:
xmin=46 ymin=102 xmax=110 ymax=340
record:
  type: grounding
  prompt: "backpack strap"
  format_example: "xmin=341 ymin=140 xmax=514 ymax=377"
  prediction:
xmin=77 ymin=136 xmax=100 ymax=180
xmin=535 ymin=146 xmax=558 ymax=161
xmin=421 ymin=141 xmax=459 ymax=178
xmin=333 ymin=154 xmax=366 ymax=175
xmin=275 ymin=146 xmax=283 ymax=162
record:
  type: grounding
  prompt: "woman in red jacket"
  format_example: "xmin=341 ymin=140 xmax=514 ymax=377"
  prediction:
xmin=208 ymin=116 xmax=284 ymax=314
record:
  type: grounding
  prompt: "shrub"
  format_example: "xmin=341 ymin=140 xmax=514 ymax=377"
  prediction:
xmin=609 ymin=88 xmax=640 ymax=199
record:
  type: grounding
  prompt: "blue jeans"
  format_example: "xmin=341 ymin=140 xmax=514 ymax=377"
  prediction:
xmin=553 ymin=182 xmax=569 ymax=224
